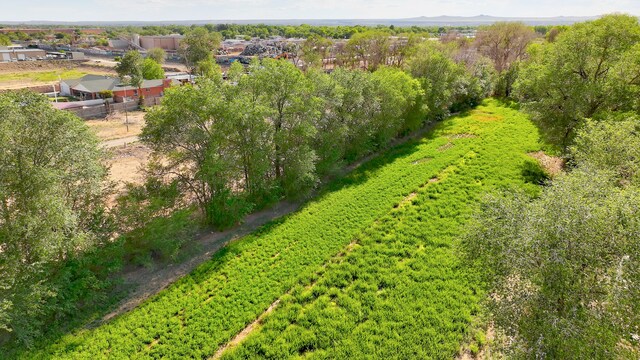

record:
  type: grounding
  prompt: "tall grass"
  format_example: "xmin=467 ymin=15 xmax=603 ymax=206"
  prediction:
xmin=18 ymin=99 xmax=542 ymax=359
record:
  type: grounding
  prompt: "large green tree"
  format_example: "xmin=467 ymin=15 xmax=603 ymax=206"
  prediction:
xmin=300 ymin=34 xmax=332 ymax=70
xmin=244 ymin=59 xmax=319 ymax=197
xmin=572 ymin=118 xmax=640 ymax=186
xmin=0 ymin=91 xmax=107 ymax=345
xmin=474 ymin=22 xmax=536 ymax=97
xmin=407 ymin=42 xmax=469 ymax=119
xmin=115 ymin=50 xmax=143 ymax=84
xmin=141 ymin=58 xmax=165 ymax=80
xmin=0 ymin=34 xmax=10 ymax=46
xmin=325 ymin=68 xmax=378 ymax=161
xmin=146 ymin=47 xmax=166 ymax=64
xmin=514 ymin=14 xmax=640 ymax=147
xmin=178 ymin=28 xmax=222 ymax=74
xmin=465 ymin=170 xmax=640 ymax=358
xmin=115 ymin=51 xmax=144 ymax=94
xmin=370 ymin=66 xmax=423 ymax=146
xmin=142 ymin=79 xmax=239 ymax=227
xmin=342 ymin=30 xmax=391 ymax=71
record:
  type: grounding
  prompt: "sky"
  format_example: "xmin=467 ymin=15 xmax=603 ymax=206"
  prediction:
xmin=2 ymin=0 xmax=639 ymax=22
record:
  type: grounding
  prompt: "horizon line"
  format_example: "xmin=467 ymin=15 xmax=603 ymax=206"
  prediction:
xmin=2 ymin=13 xmax=636 ymax=24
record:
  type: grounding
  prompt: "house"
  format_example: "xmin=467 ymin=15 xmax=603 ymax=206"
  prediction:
xmin=112 ymin=79 xmax=177 ymax=102
xmin=60 ymin=74 xmax=177 ymax=102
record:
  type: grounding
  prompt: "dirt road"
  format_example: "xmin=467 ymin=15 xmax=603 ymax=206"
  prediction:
xmin=101 ymin=135 xmax=140 ymax=148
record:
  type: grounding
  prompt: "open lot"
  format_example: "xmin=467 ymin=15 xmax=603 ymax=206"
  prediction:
xmin=107 ymin=144 xmax=151 ymax=186
xmin=0 ymin=60 xmax=116 ymax=90
xmin=86 ymin=110 xmax=146 ymax=142
xmin=85 ymin=111 xmax=150 ymax=187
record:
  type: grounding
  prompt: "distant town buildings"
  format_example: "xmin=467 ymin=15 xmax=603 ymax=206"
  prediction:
xmin=0 ymin=45 xmax=46 ymax=61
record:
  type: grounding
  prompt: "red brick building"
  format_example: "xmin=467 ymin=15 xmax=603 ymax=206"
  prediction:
xmin=60 ymin=75 xmax=177 ymax=102
xmin=112 ymin=79 xmax=176 ymax=102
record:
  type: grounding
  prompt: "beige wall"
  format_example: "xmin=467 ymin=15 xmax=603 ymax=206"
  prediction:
xmin=139 ymin=36 xmax=182 ymax=51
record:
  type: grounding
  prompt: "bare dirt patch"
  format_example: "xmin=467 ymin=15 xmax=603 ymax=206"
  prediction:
xmin=528 ymin=151 xmax=564 ymax=177
xmin=472 ymin=110 xmax=501 ymax=122
xmin=107 ymin=144 xmax=151 ymax=187
xmin=438 ymin=142 xmax=454 ymax=152
xmin=211 ymin=299 xmax=281 ymax=359
xmin=397 ymin=192 xmax=418 ymax=208
xmin=412 ymin=157 xmax=432 ymax=165
xmin=87 ymin=111 xmax=146 ymax=142
xmin=448 ymin=133 xmax=477 ymax=140
xmin=458 ymin=324 xmax=496 ymax=360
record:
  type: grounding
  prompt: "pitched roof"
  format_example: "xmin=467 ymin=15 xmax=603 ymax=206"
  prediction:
xmin=62 ymin=75 xmax=118 ymax=93
xmin=63 ymin=75 xmax=174 ymax=94
xmin=113 ymin=79 xmax=177 ymax=91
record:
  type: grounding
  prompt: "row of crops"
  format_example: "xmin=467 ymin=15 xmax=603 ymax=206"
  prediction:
xmin=24 ymin=100 xmax=541 ymax=359
xmin=220 ymin=101 xmax=542 ymax=359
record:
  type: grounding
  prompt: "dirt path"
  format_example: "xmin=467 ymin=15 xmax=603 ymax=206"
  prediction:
xmin=211 ymin=299 xmax=281 ymax=359
xmin=101 ymin=200 xmax=300 ymax=322
xmin=101 ymin=135 xmax=140 ymax=148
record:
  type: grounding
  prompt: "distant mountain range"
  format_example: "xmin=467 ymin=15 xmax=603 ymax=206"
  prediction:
xmin=0 ymin=15 xmax=615 ymax=27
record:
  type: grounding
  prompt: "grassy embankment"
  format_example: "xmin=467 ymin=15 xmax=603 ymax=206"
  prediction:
xmin=19 ymin=99 xmax=543 ymax=359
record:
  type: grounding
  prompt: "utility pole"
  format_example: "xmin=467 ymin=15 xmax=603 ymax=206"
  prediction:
xmin=54 ymin=75 xmax=61 ymax=103
xmin=124 ymin=86 xmax=129 ymax=132
xmin=123 ymin=75 xmax=130 ymax=132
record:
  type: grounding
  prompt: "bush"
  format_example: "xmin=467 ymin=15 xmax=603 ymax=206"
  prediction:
xmin=464 ymin=169 xmax=640 ymax=358
xmin=521 ymin=158 xmax=549 ymax=185
xmin=98 ymin=90 xmax=113 ymax=99
xmin=123 ymin=209 xmax=197 ymax=266
xmin=205 ymin=193 xmax=253 ymax=230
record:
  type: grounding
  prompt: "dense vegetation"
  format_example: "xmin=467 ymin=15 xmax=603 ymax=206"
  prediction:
xmin=141 ymin=51 xmax=489 ymax=229
xmin=464 ymin=14 xmax=640 ymax=358
xmin=16 ymin=100 xmax=543 ymax=359
xmin=1 ymin=26 xmax=489 ymax=351
xmin=3 ymin=13 xmax=640 ymax=359
xmin=514 ymin=14 xmax=640 ymax=146
xmin=0 ymin=92 xmax=111 ymax=347
xmin=221 ymin=101 xmax=542 ymax=359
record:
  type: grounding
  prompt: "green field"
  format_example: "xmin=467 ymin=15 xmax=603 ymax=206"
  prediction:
xmin=20 ymin=100 xmax=542 ymax=359
xmin=0 ymin=69 xmax=91 ymax=83
xmin=221 ymin=102 xmax=542 ymax=359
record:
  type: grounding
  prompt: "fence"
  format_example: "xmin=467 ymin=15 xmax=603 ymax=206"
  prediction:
xmin=142 ymin=96 xmax=162 ymax=107
xmin=66 ymin=101 xmax=139 ymax=119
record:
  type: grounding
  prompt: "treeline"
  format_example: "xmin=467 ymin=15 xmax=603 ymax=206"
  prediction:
xmin=106 ymin=23 xmax=475 ymax=40
xmin=0 ymin=38 xmax=490 ymax=350
xmin=465 ymin=14 xmax=640 ymax=358
xmin=142 ymin=46 xmax=491 ymax=228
